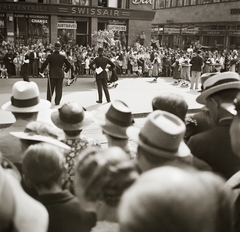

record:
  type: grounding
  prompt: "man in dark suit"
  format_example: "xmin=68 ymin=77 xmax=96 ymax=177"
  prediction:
xmin=187 ymin=72 xmax=240 ymax=180
xmin=89 ymin=47 xmax=115 ymax=103
xmin=40 ymin=42 xmax=71 ymax=105
xmin=190 ymin=50 xmax=203 ymax=90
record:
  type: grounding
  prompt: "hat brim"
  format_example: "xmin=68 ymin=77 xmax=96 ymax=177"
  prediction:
xmin=1 ymin=100 xmax=51 ymax=113
xmin=10 ymin=132 xmax=70 ymax=150
xmin=51 ymin=110 xmax=93 ymax=131
xmin=196 ymin=82 xmax=240 ymax=105
xmin=221 ymin=103 xmax=237 ymax=116
xmin=91 ymin=110 xmax=131 ymax=139
xmin=127 ymin=126 xmax=191 ymax=159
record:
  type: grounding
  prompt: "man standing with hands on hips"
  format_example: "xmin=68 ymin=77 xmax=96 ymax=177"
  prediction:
xmin=89 ymin=47 xmax=115 ymax=103
xmin=39 ymin=42 xmax=71 ymax=106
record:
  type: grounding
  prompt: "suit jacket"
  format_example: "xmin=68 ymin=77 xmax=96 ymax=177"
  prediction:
xmin=89 ymin=55 xmax=115 ymax=79
xmin=40 ymin=51 xmax=71 ymax=79
xmin=187 ymin=119 xmax=240 ymax=180
xmin=190 ymin=55 xmax=203 ymax=72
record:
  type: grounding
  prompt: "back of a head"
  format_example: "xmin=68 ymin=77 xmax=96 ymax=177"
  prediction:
xmin=75 ymin=147 xmax=139 ymax=207
xmin=119 ymin=166 xmax=234 ymax=232
xmin=22 ymin=142 xmax=66 ymax=188
xmin=152 ymin=93 xmax=188 ymax=122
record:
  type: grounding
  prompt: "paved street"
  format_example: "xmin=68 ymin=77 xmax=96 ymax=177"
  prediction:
xmin=0 ymin=76 xmax=203 ymax=145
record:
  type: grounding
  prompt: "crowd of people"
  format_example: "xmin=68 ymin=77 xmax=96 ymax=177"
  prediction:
xmin=1 ymin=35 xmax=240 ymax=231
xmin=1 ymin=69 xmax=240 ymax=231
xmin=0 ymin=39 xmax=240 ymax=87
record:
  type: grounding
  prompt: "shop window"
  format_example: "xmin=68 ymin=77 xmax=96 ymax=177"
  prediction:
xmin=166 ymin=0 xmax=171 ymax=7
xmin=218 ymin=25 xmax=226 ymax=30
xmin=171 ymin=0 xmax=177 ymax=7
xmin=177 ymin=0 xmax=183 ymax=6
xmin=155 ymin=0 xmax=165 ymax=8
xmin=210 ymin=25 xmax=218 ymax=30
xmin=72 ymin=0 xmax=90 ymax=5
xmin=183 ymin=0 xmax=190 ymax=6
xmin=190 ymin=0 xmax=197 ymax=4
xmin=98 ymin=0 xmax=108 ymax=6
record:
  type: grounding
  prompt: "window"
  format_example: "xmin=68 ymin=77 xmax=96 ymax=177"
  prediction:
xmin=166 ymin=0 xmax=171 ymax=7
xmin=177 ymin=0 xmax=183 ymax=6
xmin=172 ymin=0 xmax=177 ymax=7
xmin=98 ymin=0 xmax=107 ymax=6
xmin=155 ymin=0 xmax=165 ymax=8
xmin=190 ymin=0 xmax=197 ymax=5
xmin=183 ymin=0 xmax=190 ymax=6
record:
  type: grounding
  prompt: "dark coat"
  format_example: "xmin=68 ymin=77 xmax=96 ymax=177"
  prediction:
xmin=89 ymin=55 xmax=115 ymax=79
xmin=187 ymin=119 xmax=240 ymax=180
xmin=190 ymin=55 xmax=203 ymax=72
xmin=38 ymin=190 xmax=96 ymax=232
xmin=40 ymin=51 xmax=71 ymax=79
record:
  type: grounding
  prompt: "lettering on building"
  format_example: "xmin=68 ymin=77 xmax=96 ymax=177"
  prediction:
xmin=230 ymin=9 xmax=240 ymax=15
xmin=71 ymin=7 xmax=120 ymax=17
xmin=132 ymin=0 xmax=153 ymax=4
xmin=0 ymin=4 xmax=47 ymax=12
xmin=57 ymin=22 xmax=77 ymax=29
xmin=31 ymin=19 xmax=48 ymax=24
xmin=108 ymin=25 xmax=126 ymax=31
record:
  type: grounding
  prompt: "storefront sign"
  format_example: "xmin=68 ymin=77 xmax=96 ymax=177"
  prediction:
xmin=132 ymin=0 xmax=153 ymax=4
xmin=229 ymin=31 xmax=240 ymax=35
xmin=71 ymin=7 xmax=120 ymax=17
xmin=182 ymin=28 xmax=200 ymax=34
xmin=164 ymin=28 xmax=181 ymax=34
xmin=230 ymin=9 xmax=240 ymax=15
xmin=108 ymin=25 xmax=126 ymax=31
xmin=0 ymin=4 xmax=47 ymax=12
xmin=31 ymin=19 xmax=48 ymax=24
xmin=205 ymin=31 xmax=224 ymax=35
xmin=57 ymin=22 xmax=77 ymax=29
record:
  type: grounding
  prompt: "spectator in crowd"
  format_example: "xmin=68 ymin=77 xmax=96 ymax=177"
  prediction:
xmin=40 ymin=42 xmax=71 ymax=106
xmin=190 ymin=50 xmax=204 ymax=90
xmin=89 ymin=47 xmax=115 ymax=103
xmin=51 ymin=102 xmax=101 ymax=193
xmin=3 ymin=48 xmax=15 ymax=78
xmin=74 ymin=146 xmax=139 ymax=232
xmin=20 ymin=47 xmax=31 ymax=82
xmin=0 ymin=81 xmax=51 ymax=166
xmin=187 ymin=72 xmax=240 ymax=180
xmin=118 ymin=166 xmax=235 ymax=232
xmin=92 ymin=100 xmax=135 ymax=159
xmin=22 ymin=142 xmax=96 ymax=232
xmin=0 ymin=151 xmax=49 ymax=232
xmin=127 ymin=110 xmax=193 ymax=172
xmin=152 ymin=93 xmax=188 ymax=122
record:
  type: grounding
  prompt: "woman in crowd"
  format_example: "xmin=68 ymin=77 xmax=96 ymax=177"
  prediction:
xmin=74 ymin=146 xmax=139 ymax=232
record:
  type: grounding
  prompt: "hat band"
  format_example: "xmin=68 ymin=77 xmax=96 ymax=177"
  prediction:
xmin=106 ymin=112 xmax=132 ymax=127
xmin=204 ymin=79 xmax=239 ymax=91
xmin=139 ymin=133 xmax=178 ymax=153
xmin=11 ymin=96 xmax=39 ymax=108
xmin=59 ymin=111 xmax=84 ymax=124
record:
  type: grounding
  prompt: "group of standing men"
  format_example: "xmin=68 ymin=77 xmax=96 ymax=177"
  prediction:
xmin=39 ymin=43 xmax=114 ymax=106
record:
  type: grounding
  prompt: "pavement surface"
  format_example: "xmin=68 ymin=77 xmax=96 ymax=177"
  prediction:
xmin=0 ymin=76 xmax=203 ymax=146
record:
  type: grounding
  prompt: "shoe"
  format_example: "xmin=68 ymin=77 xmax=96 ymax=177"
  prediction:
xmin=153 ymin=78 xmax=157 ymax=81
xmin=96 ymin=101 xmax=102 ymax=103
xmin=114 ymin=83 xmax=118 ymax=88
xmin=107 ymin=100 xmax=111 ymax=103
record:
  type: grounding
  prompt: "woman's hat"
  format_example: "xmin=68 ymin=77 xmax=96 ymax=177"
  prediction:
xmin=127 ymin=110 xmax=190 ymax=159
xmin=51 ymin=102 xmax=92 ymax=131
xmin=91 ymin=100 xmax=134 ymax=139
xmin=10 ymin=121 xmax=70 ymax=150
xmin=1 ymin=81 xmax=51 ymax=112
xmin=196 ymin=72 xmax=240 ymax=104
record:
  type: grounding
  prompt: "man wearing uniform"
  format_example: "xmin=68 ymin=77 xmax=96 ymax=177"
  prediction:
xmin=40 ymin=42 xmax=71 ymax=105
xmin=89 ymin=47 xmax=115 ymax=103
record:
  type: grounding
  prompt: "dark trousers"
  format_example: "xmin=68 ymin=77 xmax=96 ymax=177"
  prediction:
xmin=96 ymin=77 xmax=110 ymax=102
xmin=21 ymin=64 xmax=30 ymax=82
xmin=47 ymin=78 xmax=63 ymax=105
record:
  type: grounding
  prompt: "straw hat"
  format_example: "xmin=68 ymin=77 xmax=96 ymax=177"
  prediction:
xmin=91 ymin=100 xmax=134 ymax=139
xmin=1 ymin=81 xmax=50 ymax=112
xmin=10 ymin=121 xmax=70 ymax=150
xmin=221 ymin=92 xmax=240 ymax=116
xmin=196 ymin=72 xmax=240 ymax=104
xmin=51 ymin=102 xmax=92 ymax=131
xmin=127 ymin=110 xmax=190 ymax=159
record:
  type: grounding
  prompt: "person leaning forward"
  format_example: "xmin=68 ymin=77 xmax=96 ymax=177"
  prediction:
xmin=40 ymin=42 xmax=71 ymax=106
xmin=89 ymin=47 xmax=115 ymax=103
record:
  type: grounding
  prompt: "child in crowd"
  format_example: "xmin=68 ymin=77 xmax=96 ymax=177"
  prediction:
xmin=137 ymin=66 xmax=143 ymax=77
xmin=13 ymin=52 xmax=22 ymax=78
xmin=22 ymin=142 xmax=96 ymax=232
xmin=1 ymin=64 xmax=8 ymax=79
xmin=85 ymin=55 xmax=90 ymax=75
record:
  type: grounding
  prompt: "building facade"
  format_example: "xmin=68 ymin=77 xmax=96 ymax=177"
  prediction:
xmin=152 ymin=0 xmax=240 ymax=50
xmin=0 ymin=0 xmax=155 ymax=47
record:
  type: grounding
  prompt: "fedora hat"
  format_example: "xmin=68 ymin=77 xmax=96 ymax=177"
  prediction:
xmin=92 ymin=100 xmax=134 ymax=139
xmin=1 ymin=81 xmax=51 ymax=112
xmin=10 ymin=121 xmax=70 ymax=150
xmin=51 ymin=102 xmax=92 ymax=131
xmin=196 ymin=72 xmax=240 ymax=104
xmin=221 ymin=92 xmax=240 ymax=116
xmin=127 ymin=110 xmax=190 ymax=159
xmin=54 ymin=42 xmax=61 ymax=48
